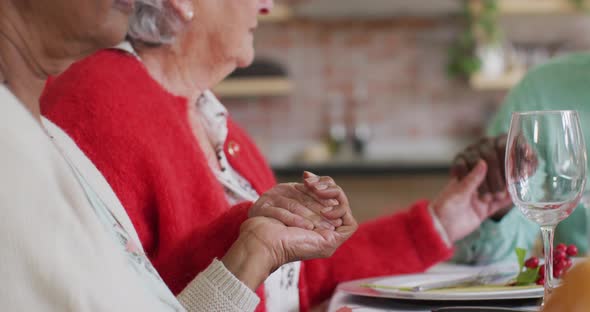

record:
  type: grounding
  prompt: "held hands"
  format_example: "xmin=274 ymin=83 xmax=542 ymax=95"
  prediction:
xmin=224 ymin=172 xmax=358 ymax=290
xmin=431 ymin=160 xmax=513 ymax=243
xmin=452 ymin=135 xmax=509 ymax=200
xmin=450 ymin=135 xmax=515 ymax=220
xmin=450 ymin=133 xmax=539 ymax=223
xmin=251 ymin=172 xmax=357 ymax=268
xmin=432 ymin=134 xmax=540 ymax=242
xmin=249 ymin=172 xmax=351 ymax=231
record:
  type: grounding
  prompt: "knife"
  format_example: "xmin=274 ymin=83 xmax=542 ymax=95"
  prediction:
xmin=412 ymin=272 xmax=515 ymax=292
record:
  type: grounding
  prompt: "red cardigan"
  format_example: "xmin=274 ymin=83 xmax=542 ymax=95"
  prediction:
xmin=41 ymin=49 xmax=453 ymax=311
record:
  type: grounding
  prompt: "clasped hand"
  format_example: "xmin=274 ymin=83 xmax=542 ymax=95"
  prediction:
xmin=241 ymin=172 xmax=358 ymax=273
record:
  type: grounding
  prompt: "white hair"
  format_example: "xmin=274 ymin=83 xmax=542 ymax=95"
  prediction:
xmin=127 ymin=0 xmax=184 ymax=45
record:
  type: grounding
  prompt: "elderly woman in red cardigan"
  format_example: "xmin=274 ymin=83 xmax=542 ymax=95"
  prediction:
xmin=41 ymin=0 xmax=509 ymax=310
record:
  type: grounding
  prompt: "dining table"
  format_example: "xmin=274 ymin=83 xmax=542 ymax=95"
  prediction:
xmin=327 ymin=262 xmax=541 ymax=312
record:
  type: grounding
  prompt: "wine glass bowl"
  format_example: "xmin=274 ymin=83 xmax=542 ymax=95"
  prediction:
xmin=506 ymin=110 xmax=587 ymax=303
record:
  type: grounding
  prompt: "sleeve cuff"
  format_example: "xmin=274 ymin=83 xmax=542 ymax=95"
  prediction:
xmin=427 ymin=204 xmax=452 ymax=247
xmin=406 ymin=200 xmax=454 ymax=266
xmin=178 ymin=259 xmax=260 ymax=312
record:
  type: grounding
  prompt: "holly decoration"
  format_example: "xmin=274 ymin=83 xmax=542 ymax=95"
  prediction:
xmin=514 ymin=244 xmax=578 ymax=286
xmin=514 ymin=248 xmax=540 ymax=286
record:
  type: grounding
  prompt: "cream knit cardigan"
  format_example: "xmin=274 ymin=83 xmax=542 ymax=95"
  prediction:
xmin=0 ymin=85 xmax=259 ymax=311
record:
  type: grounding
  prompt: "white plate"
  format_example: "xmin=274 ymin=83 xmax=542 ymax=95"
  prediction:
xmin=338 ymin=271 xmax=543 ymax=301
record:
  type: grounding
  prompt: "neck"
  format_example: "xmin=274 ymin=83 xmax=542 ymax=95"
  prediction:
xmin=135 ymin=37 xmax=235 ymax=104
xmin=0 ymin=6 xmax=70 ymax=122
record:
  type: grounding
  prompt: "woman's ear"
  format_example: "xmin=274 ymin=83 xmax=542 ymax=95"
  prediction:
xmin=168 ymin=0 xmax=194 ymax=22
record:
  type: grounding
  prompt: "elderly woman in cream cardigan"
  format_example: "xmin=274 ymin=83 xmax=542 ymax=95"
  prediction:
xmin=0 ymin=0 xmax=358 ymax=311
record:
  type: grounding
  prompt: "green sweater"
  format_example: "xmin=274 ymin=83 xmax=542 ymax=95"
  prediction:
xmin=453 ymin=53 xmax=590 ymax=264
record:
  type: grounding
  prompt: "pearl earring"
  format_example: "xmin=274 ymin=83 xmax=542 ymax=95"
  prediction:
xmin=176 ymin=1 xmax=194 ymax=21
xmin=184 ymin=9 xmax=194 ymax=21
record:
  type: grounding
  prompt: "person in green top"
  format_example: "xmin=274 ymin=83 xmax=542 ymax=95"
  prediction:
xmin=451 ymin=53 xmax=590 ymax=265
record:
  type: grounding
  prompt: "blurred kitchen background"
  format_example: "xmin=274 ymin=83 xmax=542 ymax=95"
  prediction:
xmin=216 ymin=0 xmax=590 ymax=222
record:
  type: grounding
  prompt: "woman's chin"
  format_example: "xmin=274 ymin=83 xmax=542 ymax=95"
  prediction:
xmin=236 ymin=50 xmax=256 ymax=68
xmin=98 ymin=12 xmax=131 ymax=46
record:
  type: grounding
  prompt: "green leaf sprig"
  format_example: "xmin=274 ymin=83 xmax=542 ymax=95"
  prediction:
xmin=514 ymin=247 xmax=540 ymax=286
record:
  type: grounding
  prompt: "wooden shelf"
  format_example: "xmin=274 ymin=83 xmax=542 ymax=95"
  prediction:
xmin=467 ymin=0 xmax=587 ymax=90
xmin=259 ymin=4 xmax=293 ymax=23
xmin=470 ymin=68 xmax=526 ymax=90
xmin=213 ymin=77 xmax=293 ymax=98
xmin=498 ymin=0 xmax=589 ymax=14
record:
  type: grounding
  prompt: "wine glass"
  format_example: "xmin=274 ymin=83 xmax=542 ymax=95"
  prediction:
xmin=582 ymin=190 xmax=590 ymax=255
xmin=506 ymin=110 xmax=587 ymax=303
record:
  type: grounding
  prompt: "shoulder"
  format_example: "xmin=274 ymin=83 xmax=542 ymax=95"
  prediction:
xmin=517 ymin=53 xmax=590 ymax=92
xmin=0 ymin=86 xmax=52 ymax=164
xmin=40 ymin=48 xmax=177 ymax=141
xmin=39 ymin=50 xmax=169 ymax=167
xmin=489 ymin=52 xmax=590 ymax=132
xmin=529 ymin=53 xmax=590 ymax=74
xmin=0 ymin=87 xmax=81 ymax=225
xmin=41 ymin=49 xmax=151 ymax=116
xmin=46 ymin=49 xmax=143 ymax=96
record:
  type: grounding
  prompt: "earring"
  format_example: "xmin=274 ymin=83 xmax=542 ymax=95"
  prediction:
xmin=176 ymin=0 xmax=195 ymax=21
xmin=184 ymin=9 xmax=194 ymax=21
xmin=258 ymin=0 xmax=273 ymax=15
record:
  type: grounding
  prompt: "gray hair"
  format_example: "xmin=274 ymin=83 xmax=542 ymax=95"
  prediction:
xmin=128 ymin=0 xmax=184 ymax=45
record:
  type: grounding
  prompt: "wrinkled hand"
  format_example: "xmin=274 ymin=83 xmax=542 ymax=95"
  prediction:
xmin=247 ymin=172 xmax=356 ymax=271
xmin=224 ymin=178 xmax=357 ymax=290
xmin=300 ymin=171 xmax=352 ymax=223
xmin=240 ymin=209 xmax=358 ymax=273
xmin=249 ymin=173 xmax=348 ymax=231
xmin=222 ymin=207 xmax=357 ymax=290
xmin=431 ymin=160 xmax=514 ymax=242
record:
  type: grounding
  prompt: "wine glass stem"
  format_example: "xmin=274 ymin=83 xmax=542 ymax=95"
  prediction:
xmin=541 ymin=225 xmax=557 ymax=305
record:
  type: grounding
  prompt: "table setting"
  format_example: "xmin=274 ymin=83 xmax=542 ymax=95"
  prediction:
xmin=328 ymin=110 xmax=588 ymax=312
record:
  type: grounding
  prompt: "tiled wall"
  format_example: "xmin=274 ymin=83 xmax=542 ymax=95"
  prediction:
xmin=223 ymin=18 xmax=506 ymax=165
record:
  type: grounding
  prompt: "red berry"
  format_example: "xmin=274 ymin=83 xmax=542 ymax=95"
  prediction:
xmin=564 ymin=257 xmax=573 ymax=269
xmin=554 ymin=259 xmax=566 ymax=272
xmin=567 ymin=244 xmax=578 ymax=257
xmin=525 ymin=257 xmax=539 ymax=269
xmin=554 ymin=268 xmax=564 ymax=278
xmin=536 ymin=278 xmax=545 ymax=286
xmin=554 ymin=250 xmax=567 ymax=262
xmin=539 ymin=265 xmax=545 ymax=278
xmin=556 ymin=243 xmax=568 ymax=253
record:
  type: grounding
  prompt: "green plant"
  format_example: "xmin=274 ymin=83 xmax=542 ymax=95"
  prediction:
xmin=474 ymin=0 xmax=501 ymax=44
xmin=448 ymin=1 xmax=482 ymax=79
xmin=448 ymin=0 xmax=502 ymax=79
xmin=514 ymin=248 xmax=540 ymax=286
xmin=570 ymin=0 xmax=586 ymax=10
